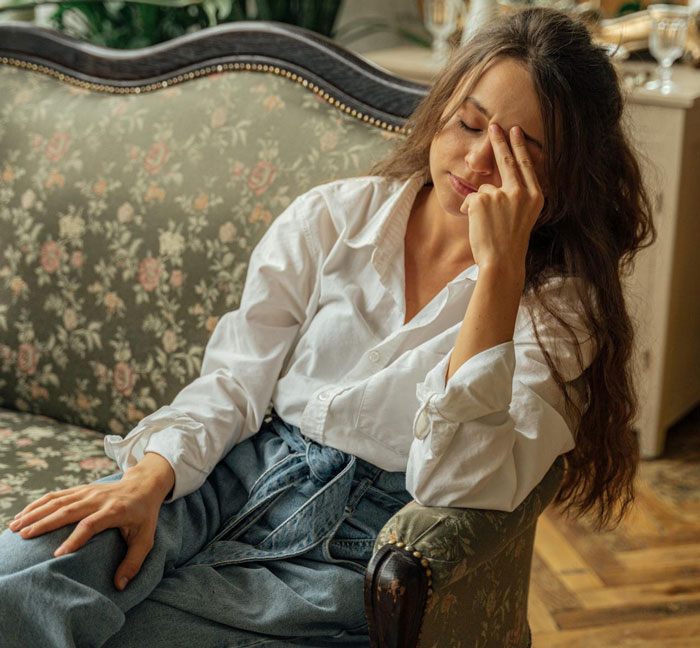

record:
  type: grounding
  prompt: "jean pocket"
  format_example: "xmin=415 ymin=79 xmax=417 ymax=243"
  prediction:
xmin=322 ymin=538 xmax=372 ymax=574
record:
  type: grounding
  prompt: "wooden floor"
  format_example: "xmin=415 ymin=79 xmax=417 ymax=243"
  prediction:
xmin=530 ymin=405 xmax=700 ymax=647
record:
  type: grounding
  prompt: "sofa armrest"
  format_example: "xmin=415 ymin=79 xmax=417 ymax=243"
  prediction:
xmin=363 ymin=455 xmax=565 ymax=648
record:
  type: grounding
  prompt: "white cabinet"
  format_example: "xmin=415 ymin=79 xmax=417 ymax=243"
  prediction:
xmin=363 ymin=47 xmax=700 ymax=458
xmin=621 ymin=63 xmax=700 ymax=457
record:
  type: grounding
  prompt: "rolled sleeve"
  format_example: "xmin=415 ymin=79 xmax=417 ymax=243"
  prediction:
xmin=414 ymin=341 xmax=515 ymax=438
xmin=407 ymin=279 xmax=595 ymax=512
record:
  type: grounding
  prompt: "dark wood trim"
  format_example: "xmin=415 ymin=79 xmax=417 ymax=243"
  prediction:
xmin=364 ymin=543 xmax=429 ymax=648
xmin=0 ymin=20 xmax=430 ymax=128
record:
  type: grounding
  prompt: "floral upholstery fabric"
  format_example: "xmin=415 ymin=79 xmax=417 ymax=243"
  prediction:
xmin=0 ymin=407 xmax=117 ymax=525
xmin=0 ymin=64 xmax=400 ymax=435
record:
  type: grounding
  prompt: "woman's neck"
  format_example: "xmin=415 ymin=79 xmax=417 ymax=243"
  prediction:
xmin=406 ymin=184 xmax=475 ymax=269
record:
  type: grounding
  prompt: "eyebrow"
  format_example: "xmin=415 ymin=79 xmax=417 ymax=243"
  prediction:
xmin=464 ymin=97 xmax=543 ymax=150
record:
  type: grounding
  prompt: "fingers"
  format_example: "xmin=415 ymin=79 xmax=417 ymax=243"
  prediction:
xmin=9 ymin=491 xmax=80 ymax=538
xmin=508 ymin=125 xmax=543 ymax=193
xmin=53 ymin=509 xmax=118 ymax=557
xmin=11 ymin=485 xmax=84 ymax=521
xmin=17 ymin=500 xmax=93 ymax=541
xmin=114 ymin=526 xmax=156 ymax=591
xmin=488 ymin=124 xmax=544 ymax=195
xmin=488 ymin=124 xmax=522 ymax=190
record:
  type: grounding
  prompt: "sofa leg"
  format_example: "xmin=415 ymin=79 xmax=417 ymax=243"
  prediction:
xmin=363 ymin=543 xmax=430 ymax=648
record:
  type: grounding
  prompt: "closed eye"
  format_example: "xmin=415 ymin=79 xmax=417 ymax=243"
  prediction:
xmin=459 ymin=120 xmax=480 ymax=133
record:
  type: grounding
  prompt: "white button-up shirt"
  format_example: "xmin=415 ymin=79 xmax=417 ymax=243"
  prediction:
xmin=104 ymin=172 xmax=595 ymax=511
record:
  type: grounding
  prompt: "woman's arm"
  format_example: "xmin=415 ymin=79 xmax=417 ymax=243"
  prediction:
xmin=407 ymin=279 xmax=594 ymax=511
xmin=446 ymin=123 xmax=542 ymax=382
xmin=446 ymin=264 xmax=524 ymax=383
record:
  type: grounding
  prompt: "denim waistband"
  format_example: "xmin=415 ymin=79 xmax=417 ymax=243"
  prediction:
xmin=269 ymin=410 xmax=387 ymax=485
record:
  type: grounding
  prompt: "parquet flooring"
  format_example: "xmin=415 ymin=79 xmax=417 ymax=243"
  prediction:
xmin=530 ymin=405 xmax=700 ymax=647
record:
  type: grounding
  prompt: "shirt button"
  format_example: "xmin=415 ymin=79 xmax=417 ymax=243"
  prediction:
xmin=318 ymin=390 xmax=331 ymax=401
xmin=368 ymin=350 xmax=380 ymax=362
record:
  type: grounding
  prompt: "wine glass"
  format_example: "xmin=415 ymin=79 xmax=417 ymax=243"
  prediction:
xmin=644 ymin=4 xmax=690 ymax=94
xmin=423 ymin=0 xmax=460 ymax=64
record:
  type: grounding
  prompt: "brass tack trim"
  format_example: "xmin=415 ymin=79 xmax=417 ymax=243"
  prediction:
xmin=390 ymin=538 xmax=433 ymax=599
xmin=0 ymin=56 xmax=406 ymax=133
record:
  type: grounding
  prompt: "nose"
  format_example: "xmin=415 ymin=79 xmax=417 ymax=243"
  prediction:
xmin=465 ymin=136 xmax=494 ymax=176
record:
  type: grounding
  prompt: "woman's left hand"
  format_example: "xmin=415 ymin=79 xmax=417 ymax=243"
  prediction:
xmin=460 ymin=123 xmax=545 ymax=272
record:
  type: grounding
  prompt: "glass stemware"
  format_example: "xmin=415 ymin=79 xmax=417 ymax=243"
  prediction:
xmin=644 ymin=4 xmax=690 ymax=94
xmin=423 ymin=0 xmax=460 ymax=64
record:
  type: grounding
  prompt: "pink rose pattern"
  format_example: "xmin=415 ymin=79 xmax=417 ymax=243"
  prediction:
xmin=17 ymin=343 xmax=39 ymax=376
xmin=45 ymin=131 xmax=71 ymax=162
xmin=113 ymin=362 xmax=136 ymax=396
xmin=247 ymin=161 xmax=277 ymax=195
xmin=40 ymin=240 xmax=62 ymax=273
xmin=0 ymin=63 xmax=399 ymax=441
xmin=143 ymin=142 xmax=170 ymax=175
xmin=138 ymin=257 xmax=161 ymax=292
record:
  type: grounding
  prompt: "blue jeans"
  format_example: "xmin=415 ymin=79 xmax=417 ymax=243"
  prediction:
xmin=0 ymin=412 xmax=412 ymax=647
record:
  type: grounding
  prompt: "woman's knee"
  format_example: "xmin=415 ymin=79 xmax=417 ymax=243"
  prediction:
xmin=0 ymin=522 xmax=123 ymax=578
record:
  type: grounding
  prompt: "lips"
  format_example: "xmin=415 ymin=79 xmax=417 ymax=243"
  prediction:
xmin=448 ymin=173 xmax=477 ymax=197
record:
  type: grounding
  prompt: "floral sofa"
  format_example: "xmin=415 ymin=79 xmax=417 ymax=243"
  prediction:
xmin=0 ymin=19 xmax=564 ymax=648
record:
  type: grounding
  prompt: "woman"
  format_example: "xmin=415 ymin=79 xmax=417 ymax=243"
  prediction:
xmin=0 ymin=7 xmax=654 ymax=647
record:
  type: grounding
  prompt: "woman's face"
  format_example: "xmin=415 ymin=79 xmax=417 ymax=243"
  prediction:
xmin=428 ymin=57 xmax=547 ymax=219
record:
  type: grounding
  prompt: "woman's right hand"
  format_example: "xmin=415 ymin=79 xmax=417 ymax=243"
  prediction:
xmin=6 ymin=451 xmax=175 ymax=591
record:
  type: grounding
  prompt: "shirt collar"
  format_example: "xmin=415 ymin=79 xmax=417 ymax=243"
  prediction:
xmin=345 ymin=171 xmax=479 ymax=285
xmin=344 ymin=170 xmax=428 ymax=254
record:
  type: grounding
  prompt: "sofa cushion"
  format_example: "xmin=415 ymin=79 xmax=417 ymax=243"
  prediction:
xmin=0 ymin=64 xmax=401 ymax=435
xmin=0 ymin=407 xmax=118 ymax=525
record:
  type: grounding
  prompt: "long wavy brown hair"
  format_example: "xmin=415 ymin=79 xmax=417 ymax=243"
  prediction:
xmin=370 ymin=7 xmax=656 ymax=531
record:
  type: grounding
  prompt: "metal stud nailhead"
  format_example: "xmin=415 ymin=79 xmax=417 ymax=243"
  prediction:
xmin=0 ymin=57 xmax=403 ymax=132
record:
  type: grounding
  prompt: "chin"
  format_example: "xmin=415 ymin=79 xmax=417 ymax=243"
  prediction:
xmin=436 ymin=183 xmax=467 ymax=218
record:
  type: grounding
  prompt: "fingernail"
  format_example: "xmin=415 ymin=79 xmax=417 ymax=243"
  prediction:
xmin=8 ymin=519 xmax=20 ymax=530
xmin=54 ymin=546 xmax=66 ymax=557
xmin=489 ymin=124 xmax=499 ymax=134
xmin=118 ymin=577 xmax=129 ymax=590
xmin=512 ymin=125 xmax=522 ymax=137
xmin=20 ymin=525 xmax=33 ymax=536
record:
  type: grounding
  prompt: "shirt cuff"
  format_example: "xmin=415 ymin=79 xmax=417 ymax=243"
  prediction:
xmin=414 ymin=341 xmax=516 ymax=439
xmin=103 ymin=407 xmax=209 ymax=502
